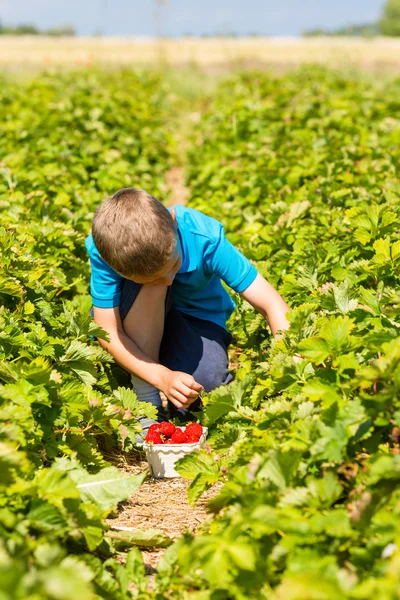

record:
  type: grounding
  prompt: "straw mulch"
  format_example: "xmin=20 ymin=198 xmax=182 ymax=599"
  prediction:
xmin=106 ymin=454 xmax=222 ymax=572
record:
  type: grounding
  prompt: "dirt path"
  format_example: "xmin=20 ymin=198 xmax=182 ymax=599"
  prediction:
xmin=166 ymin=167 xmax=189 ymax=207
xmin=109 ymin=131 xmax=207 ymax=578
xmin=107 ymin=456 xmax=221 ymax=573
xmin=107 ymin=82 xmax=211 ymax=577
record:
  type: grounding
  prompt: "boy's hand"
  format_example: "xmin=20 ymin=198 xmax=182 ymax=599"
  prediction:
xmin=159 ymin=370 xmax=203 ymax=409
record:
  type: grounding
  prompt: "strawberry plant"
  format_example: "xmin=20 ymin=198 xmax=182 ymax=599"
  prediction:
xmin=0 ymin=70 xmax=176 ymax=599
xmin=153 ymin=69 xmax=400 ymax=599
xmin=1 ymin=65 xmax=400 ymax=599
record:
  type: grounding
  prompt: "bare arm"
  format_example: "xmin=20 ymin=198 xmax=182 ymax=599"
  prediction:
xmin=94 ymin=306 xmax=169 ymax=388
xmin=240 ymin=273 xmax=290 ymax=337
xmin=93 ymin=306 xmax=202 ymax=407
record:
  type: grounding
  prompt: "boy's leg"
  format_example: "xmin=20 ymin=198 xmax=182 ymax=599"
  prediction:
xmin=120 ymin=280 xmax=169 ymax=429
xmin=122 ymin=282 xmax=167 ymax=362
xmin=159 ymin=309 xmax=233 ymax=421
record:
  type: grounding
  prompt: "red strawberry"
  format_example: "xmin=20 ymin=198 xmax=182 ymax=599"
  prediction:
xmin=163 ymin=439 xmax=174 ymax=444
xmin=148 ymin=423 xmax=162 ymax=434
xmin=185 ymin=423 xmax=203 ymax=438
xmin=186 ymin=435 xmax=201 ymax=443
xmin=158 ymin=421 xmax=176 ymax=438
xmin=145 ymin=431 xmax=163 ymax=444
xmin=171 ymin=428 xmax=188 ymax=444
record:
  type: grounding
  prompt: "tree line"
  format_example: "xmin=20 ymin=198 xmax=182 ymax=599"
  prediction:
xmin=0 ymin=23 xmax=75 ymax=36
xmin=304 ymin=0 xmax=400 ymax=37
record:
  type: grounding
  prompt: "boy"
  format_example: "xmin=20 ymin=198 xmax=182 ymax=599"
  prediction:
xmin=85 ymin=187 xmax=290 ymax=433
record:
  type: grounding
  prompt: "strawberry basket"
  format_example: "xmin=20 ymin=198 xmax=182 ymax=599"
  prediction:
xmin=143 ymin=424 xmax=208 ymax=478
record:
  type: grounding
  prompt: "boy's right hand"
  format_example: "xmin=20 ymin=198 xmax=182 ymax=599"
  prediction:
xmin=159 ymin=370 xmax=203 ymax=409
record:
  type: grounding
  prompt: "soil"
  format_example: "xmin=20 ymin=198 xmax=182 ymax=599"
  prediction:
xmin=106 ymin=454 xmax=222 ymax=573
xmin=107 ymin=110 xmax=209 ymax=579
xmin=166 ymin=166 xmax=189 ymax=206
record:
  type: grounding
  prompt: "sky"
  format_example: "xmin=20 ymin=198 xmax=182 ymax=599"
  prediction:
xmin=0 ymin=0 xmax=386 ymax=37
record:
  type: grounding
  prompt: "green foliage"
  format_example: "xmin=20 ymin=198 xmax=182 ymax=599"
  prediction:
xmin=2 ymin=65 xmax=400 ymax=598
xmin=0 ymin=70 xmax=175 ymax=599
xmin=380 ymin=0 xmax=400 ymax=36
xmin=303 ymin=23 xmax=379 ymax=38
xmin=152 ymin=68 xmax=400 ymax=599
xmin=0 ymin=23 xmax=75 ymax=35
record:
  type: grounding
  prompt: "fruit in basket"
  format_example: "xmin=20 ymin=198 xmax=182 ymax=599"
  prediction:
xmin=158 ymin=421 xmax=176 ymax=437
xmin=171 ymin=428 xmax=188 ymax=444
xmin=145 ymin=431 xmax=163 ymax=444
xmin=148 ymin=423 xmax=162 ymax=434
xmin=145 ymin=422 xmax=203 ymax=444
xmin=185 ymin=423 xmax=203 ymax=439
xmin=186 ymin=434 xmax=201 ymax=443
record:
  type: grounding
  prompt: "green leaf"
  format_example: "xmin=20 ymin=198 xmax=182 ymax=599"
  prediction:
xmin=73 ymin=468 xmax=146 ymax=511
xmin=187 ymin=472 xmax=219 ymax=505
xmin=354 ymin=227 xmax=372 ymax=245
xmin=392 ymin=240 xmax=400 ymax=262
xmin=333 ymin=283 xmax=359 ymax=314
xmin=276 ymin=573 xmax=346 ymax=600
xmin=0 ymin=274 xmax=25 ymax=298
xmin=125 ymin=547 xmax=146 ymax=585
xmin=112 ymin=386 xmax=158 ymax=420
xmin=258 ymin=450 xmax=300 ymax=490
xmin=373 ymin=236 xmax=391 ymax=264
xmin=319 ymin=315 xmax=355 ymax=354
xmin=27 ymin=501 xmax=67 ymax=532
xmin=203 ymin=387 xmax=236 ymax=425
xmin=106 ymin=527 xmax=172 ymax=549
xmin=41 ymin=557 xmax=95 ymax=600
xmin=368 ymin=455 xmax=400 ymax=484
xmin=307 ymin=472 xmax=343 ymax=508
xmin=82 ymin=526 xmax=104 ymax=551
xmin=298 ymin=337 xmax=331 ymax=364
xmin=302 ymin=379 xmax=342 ymax=408
xmin=175 ymin=451 xmax=217 ymax=479
xmin=227 ymin=542 xmax=256 ymax=571
xmin=59 ymin=340 xmax=99 ymax=386
xmin=34 ymin=468 xmax=80 ymax=507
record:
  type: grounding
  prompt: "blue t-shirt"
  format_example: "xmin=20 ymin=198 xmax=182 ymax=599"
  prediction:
xmin=85 ymin=204 xmax=257 ymax=330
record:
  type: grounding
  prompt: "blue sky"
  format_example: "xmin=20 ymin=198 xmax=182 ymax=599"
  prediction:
xmin=0 ymin=0 xmax=385 ymax=36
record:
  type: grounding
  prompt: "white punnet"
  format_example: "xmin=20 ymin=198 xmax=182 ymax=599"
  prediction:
xmin=144 ymin=426 xmax=208 ymax=478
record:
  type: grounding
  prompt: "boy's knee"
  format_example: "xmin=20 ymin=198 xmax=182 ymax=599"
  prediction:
xmin=195 ymin=368 xmax=232 ymax=393
xmin=186 ymin=336 xmax=232 ymax=393
xmin=194 ymin=352 xmax=232 ymax=392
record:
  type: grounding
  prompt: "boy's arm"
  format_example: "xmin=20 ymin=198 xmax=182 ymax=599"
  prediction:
xmin=240 ymin=273 xmax=290 ymax=337
xmin=93 ymin=306 xmax=202 ymax=408
xmin=202 ymin=224 xmax=290 ymax=336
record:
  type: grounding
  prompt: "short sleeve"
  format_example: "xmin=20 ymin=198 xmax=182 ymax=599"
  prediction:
xmin=85 ymin=235 xmax=122 ymax=308
xmin=204 ymin=226 xmax=258 ymax=293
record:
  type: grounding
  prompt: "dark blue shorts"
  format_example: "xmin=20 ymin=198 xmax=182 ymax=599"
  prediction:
xmin=119 ymin=279 xmax=233 ymax=418
xmin=119 ymin=279 xmax=233 ymax=390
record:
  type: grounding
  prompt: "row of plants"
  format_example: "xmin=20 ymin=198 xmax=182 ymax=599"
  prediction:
xmin=0 ymin=70 xmax=177 ymax=599
xmin=2 ymin=66 xmax=400 ymax=599
xmin=151 ymin=68 xmax=400 ymax=598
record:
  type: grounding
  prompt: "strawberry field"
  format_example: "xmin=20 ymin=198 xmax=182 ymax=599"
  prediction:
xmin=1 ymin=67 xmax=400 ymax=599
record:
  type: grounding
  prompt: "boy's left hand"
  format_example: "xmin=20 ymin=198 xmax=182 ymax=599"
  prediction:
xmin=158 ymin=369 xmax=203 ymax=410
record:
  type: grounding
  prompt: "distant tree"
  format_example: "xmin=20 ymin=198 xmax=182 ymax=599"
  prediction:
xmin=0 ymin=22 xmax=74 ymax=36
xmin=303 ymin=28 xmax=327 ymax=37
xmin=380 ymin=0 xmax=400 ymax=36
xmin=0 ymin=23 xmax=39 ymax=34
xmin=45 ymin=25 xmax=75 ymax=36
xmin=303 ymin=23 xmax=379 ymax=37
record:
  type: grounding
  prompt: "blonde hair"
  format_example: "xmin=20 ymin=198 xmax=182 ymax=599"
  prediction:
xmin=92 ymin=188 xmax=177 ymax=278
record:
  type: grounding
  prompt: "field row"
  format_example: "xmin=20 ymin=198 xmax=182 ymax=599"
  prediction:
xmin=1 ymin=68 xmax=400 ymax=599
